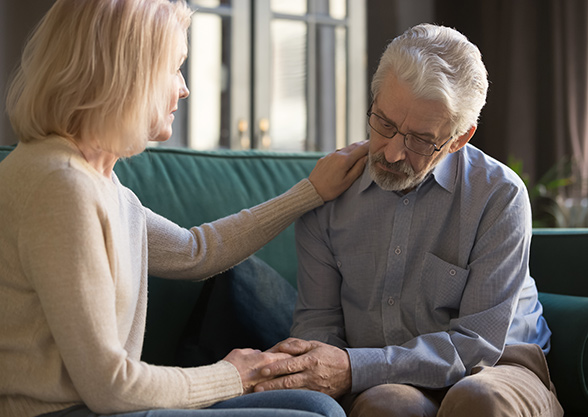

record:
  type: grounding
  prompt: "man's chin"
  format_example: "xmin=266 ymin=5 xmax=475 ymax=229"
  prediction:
xmin=369 ymin=164 xmax=420 ymax=192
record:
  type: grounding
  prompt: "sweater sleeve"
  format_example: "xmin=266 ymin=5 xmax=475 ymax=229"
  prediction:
xmin=147 ymin=178 xmax=324 ymax=279
xmin=18 ymin=169 xmax=243 ymax=414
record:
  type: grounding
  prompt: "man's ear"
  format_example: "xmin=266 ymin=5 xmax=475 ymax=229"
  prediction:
xmin=449 ymin=125 xmax=476 ymax=153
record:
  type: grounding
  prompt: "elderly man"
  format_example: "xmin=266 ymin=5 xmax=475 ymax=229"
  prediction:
xmin=255 ymin=24 xmax=563 ymax=417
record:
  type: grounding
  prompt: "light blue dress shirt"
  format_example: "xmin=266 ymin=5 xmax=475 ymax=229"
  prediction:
xmin=291 ymin=144 xmax=551 ymax=394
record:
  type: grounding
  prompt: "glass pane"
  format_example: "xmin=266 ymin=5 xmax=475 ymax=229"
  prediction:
xmin=271 ymin=0 xmax=306 ymax=15
xmin=189 ymin=13 xmax=231 ymax=149
xmin=313 ymin=20 xmax=344 ymax=151
xmin=269 ymin=20 xmax=307 ymax=151
xmin=335 ymin=26 xmax=347 ymax=148
xmin=330 ymin=0 xmax=346 ymax=19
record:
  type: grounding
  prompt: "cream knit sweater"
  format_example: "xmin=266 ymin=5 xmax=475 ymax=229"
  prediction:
xmin=0 ymin=136 xmax=323 ymax=417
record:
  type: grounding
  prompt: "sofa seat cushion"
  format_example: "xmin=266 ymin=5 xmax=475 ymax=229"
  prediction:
xmin=539 ymin=292 xmax=588 ymax=415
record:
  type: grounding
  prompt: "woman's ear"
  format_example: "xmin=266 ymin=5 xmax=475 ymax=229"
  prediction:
xmin=449 ymin=125 xmax=476 ymax=153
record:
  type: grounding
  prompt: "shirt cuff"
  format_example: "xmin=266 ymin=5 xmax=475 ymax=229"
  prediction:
xmin=346 ymin=347 xmax=389 ymax=394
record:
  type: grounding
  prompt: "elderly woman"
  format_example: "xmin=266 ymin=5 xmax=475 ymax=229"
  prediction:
xmin=0 ymin=0 xmax=368 ymax=416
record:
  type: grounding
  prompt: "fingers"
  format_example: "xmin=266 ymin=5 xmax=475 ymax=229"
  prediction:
xmin=308 ymin=140 xmax=370 ymax=202
xmin=222 ymin=348 xmax=294 ymax=393
xmin=325 ymin=140 xmax=369 ymax=168
xmin=254 ymin=344 xmax=353 ymax=398
xmin=346 ymin=153 xmax=369 ymax=180
xmin=265 ymin=337 xmax=297 ymax=353
xmin=260 ymin=353 xmax=312 ymax=378
xmin=274 ymin=338 xmax=315 ymax=355
xmin=255 ymin=373 xmax=307 ymax=393
xmin=334 ymin=140 xmax=370 ymax=168
xmin=259 ymin=339 xmax=317 ymax=381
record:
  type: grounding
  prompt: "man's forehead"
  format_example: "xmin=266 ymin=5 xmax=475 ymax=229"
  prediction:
xmin=373 ymin=93 xmax=452 ymax=140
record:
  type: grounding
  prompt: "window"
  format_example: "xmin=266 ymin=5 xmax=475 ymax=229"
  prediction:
xmin=170 ymin=0 xmax=366 ymax=152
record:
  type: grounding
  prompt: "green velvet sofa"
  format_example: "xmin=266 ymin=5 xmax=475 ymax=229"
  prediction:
xmin=1 ymin=145 xmax=587 ymax=416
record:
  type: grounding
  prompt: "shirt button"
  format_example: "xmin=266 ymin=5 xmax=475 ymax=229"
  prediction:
xmin=388 ymin=297 xmax=395 ymax=306
xmin=403 ymin=199 xmax=410 ymax=206
xmin=395 ymin=246 xmax=402 ymax=255
xmin=449 ymin=269 xmax=457 ymax=276
xmin=337 ymin=261 xmax=342 ymax=268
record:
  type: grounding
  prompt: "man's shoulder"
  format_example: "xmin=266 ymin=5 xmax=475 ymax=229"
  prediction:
xmin=456 ymin=145 xmax=530 ymax=220
xmin=460 ymin=144 xmax=525 ymax=190
xmin=299 ymin=167 xmax=370 ymax=225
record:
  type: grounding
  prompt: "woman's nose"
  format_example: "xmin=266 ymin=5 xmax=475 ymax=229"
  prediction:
xmin=179 ymin=72 xmax=189 ymax=99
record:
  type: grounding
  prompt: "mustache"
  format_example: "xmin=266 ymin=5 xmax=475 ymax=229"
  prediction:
xmin=370 ymin=153 xmax=415 ymax=175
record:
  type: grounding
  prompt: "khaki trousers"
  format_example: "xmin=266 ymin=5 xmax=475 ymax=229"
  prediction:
xmin=340 ymin=344 xmax=563 ymax=417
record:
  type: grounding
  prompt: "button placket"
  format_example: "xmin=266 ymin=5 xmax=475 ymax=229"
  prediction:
xmin=382 ymin=193 xmax=416 ymax=345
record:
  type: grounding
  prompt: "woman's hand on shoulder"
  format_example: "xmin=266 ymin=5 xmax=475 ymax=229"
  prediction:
xmin=308 ymin=140 xmax=369 ymax=202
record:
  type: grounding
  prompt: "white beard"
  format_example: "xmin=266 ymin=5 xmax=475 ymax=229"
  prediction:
xmin=368 ymin=152 xmax=432 ymax=192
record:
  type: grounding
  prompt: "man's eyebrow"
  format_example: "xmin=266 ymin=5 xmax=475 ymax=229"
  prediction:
xmin=373 ymin=105 xmax=436 ymax=140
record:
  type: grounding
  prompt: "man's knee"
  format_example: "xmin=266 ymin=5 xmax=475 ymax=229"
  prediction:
xmin=438 ymin=373 xmax=508 ymax=417
xmin=345 ymin=384 xmax=439 ymax=417
xmin=438 ymin=366 xmax=563 ymax=417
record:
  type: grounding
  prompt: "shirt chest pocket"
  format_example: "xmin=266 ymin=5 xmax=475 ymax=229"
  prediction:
xmin=416 ymin=252 xmax=469 ymax=333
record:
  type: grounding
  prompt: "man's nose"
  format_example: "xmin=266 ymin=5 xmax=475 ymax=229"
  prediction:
xmin=383 ymin=133 xmax=408 ymax=163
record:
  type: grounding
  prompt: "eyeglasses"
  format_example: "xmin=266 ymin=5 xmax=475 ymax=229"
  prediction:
xmin=366 ymin=108 xmax=453 ymax=157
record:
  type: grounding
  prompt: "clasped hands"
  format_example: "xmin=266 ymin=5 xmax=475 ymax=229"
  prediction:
xmin=223 ymin=338 xmax=351 ymax=398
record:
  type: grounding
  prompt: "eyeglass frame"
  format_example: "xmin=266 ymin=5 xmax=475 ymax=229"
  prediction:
xmin=366 ymin=103 xmax=454 ymax=157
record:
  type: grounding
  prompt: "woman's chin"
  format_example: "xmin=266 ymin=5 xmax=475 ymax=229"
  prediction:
xmin=151 ymin=128 xmax=173 ymax=143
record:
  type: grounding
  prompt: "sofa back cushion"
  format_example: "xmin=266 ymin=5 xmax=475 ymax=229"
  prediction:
xmin=114 ymin=147 xmax=322 ymax=284
xmin=530 ymin=228 xmax=588 ymax=297
xmin=113 ymin=147 xmax=322 ymax=364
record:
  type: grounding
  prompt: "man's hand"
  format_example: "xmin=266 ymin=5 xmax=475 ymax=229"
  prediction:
xmin=254 ymin=338 xmax=352 ymax=398
xmin=223 ymin=348 xmax=292 ymax=394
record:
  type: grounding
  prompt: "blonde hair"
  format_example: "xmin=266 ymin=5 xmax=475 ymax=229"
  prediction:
xmin=371 ymin=24 xmax=488 ymax=137
xmin=6 ymin=0 xmax=192 ymax=157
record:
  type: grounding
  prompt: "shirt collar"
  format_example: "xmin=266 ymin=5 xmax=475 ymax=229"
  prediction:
xmin=430 ymin=150 xmax=457 ymax=194
xmin=358 ymin=166 xmax=375 ymax=193
xmin=357 ymin=150 xmax=459 ymax=195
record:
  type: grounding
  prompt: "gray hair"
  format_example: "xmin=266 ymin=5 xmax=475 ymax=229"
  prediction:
xmin=371 ymin=24 xmax=489 ymax=136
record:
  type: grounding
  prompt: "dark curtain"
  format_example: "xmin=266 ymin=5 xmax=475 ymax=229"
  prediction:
xmin=435 ymin=0 xmax=588 ymax=197
xmin=552 ymin=1 xmax=588 ymax=198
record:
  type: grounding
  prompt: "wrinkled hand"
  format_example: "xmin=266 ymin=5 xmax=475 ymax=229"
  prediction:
xmin=254 ymin=338 xmax=352 ymax=398
xmin=223 ymin=348 xmax=293 ymax=394
xmin=309 ymin=141 xmax=369 ymax=202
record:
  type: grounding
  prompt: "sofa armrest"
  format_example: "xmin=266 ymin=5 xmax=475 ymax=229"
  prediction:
xmin=539 ymin=292 xmax=588 ymax=415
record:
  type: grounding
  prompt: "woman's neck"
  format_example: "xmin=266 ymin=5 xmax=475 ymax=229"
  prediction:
xmin=73 ymin=138 xmax=118 ymax=179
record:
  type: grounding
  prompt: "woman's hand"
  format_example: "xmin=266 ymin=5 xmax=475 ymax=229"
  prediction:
xmin=223 ymin=348 xmax=293 ymax=394
xmin=308 ymin=141 xmax=369 ymax=202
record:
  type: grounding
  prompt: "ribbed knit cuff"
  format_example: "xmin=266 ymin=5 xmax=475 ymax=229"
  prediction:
xmin=185 ymin=360 xmax=243 ymax=409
